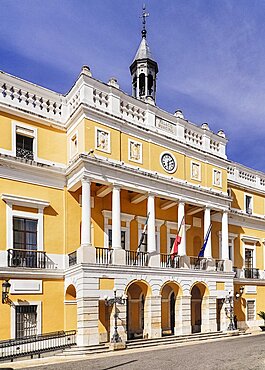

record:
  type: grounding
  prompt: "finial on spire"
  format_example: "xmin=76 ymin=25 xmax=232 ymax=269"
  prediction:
xmin=140 ymin=4 xmax=149 ymax=38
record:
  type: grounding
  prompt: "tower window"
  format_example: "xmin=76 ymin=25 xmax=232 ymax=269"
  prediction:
xmin=139 ymin=73 xmax=145 ymax=96
xmin=132 ymin=76 xmax=137 ymax=97
xmin=148 ymin=74 xmax=153 ymax=96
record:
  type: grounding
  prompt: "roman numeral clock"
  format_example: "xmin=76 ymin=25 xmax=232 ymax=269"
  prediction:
xmin=160 ymin=152 xmax=177 ymax=173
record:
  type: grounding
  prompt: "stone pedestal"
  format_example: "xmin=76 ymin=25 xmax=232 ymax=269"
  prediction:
xmin=112 ymin=249 xmax=126 ymax=265
xmin=179 ymin=255 xmax=190 ymax=269
xmin=77 ymin=245 xmax=96 ymax=264
xmin=148 ymin=252 xmax=160 ymax=267
xmin=224 ymin=259 xmax=233 ymax=272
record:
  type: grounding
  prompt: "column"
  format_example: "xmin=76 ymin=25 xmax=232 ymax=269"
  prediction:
xmin=178 ymin=201 xmax=186 ymax=256
xmin=221 ymin=211 xmax=229 ymax=259
xmin=147 ymin=193 xmax=156 ymax=253
xmin=81 ymin=178 xmax=91 ymax=247
xmin=112 ymin=186 xmax=121 ymax=249
xmin=181 ymin=295 xmax=192 ymax=334
xmin=204 ymin=206 xmax=212 ymax=258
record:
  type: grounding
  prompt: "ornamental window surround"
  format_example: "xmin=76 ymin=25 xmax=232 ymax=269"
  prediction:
xmin=1 ymin=194 xmax=50 ymax=265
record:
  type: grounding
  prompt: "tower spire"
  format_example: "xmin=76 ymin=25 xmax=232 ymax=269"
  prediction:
xmin=130 ymin=5 xmax=158 ymax=103
xmin=140 ymin=4 xmax=149 ymax=38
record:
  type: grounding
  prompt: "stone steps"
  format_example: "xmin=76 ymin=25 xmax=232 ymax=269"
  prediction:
xmin=60 ymin=343 xmax=110 ymax=356
xmin=126 ymin=331 xmax=231 ymax=349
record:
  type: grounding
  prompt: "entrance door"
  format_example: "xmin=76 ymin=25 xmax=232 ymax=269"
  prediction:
xmin=191 ymin=286 xmax=202 ymax=333
xmin=216 ymin=299 xmax=223 ymax=331
xmin=170 ymin=293 xmax=175 ymax=334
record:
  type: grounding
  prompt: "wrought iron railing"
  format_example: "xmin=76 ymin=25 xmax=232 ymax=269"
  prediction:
xmin=0 ymin=330 xmax=76 ymax=361
xmin=215 ymin=259 xmax=224 ymax=272
xmin=125 ymin=250 xmax=148 ymax=266
xmin=95 ymin=247 xmax=113 ymax=264
xmin=16 ymin=147 xmax=34 ymax=160
xmin=68 ymin=251 xmax=77 ymax=267
xmin=160 ymin=254 xmax=180 ymax=268
xmin=244 ymin=268 xmax=259 ymax=279
xmin=7 ymin=249 xmax=46 ymax=268
xmin=190 ymin=256 xmax=207 ymax=270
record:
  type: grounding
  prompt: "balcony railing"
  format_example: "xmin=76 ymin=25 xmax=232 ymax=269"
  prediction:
xmin=215 ymin=259 xmax=224 ymax=272
xmin=190 ymin=256 xmax=208 ymax=270
xmin=0 ymin=330 xmax=76 ymax=362
xmin=16 ymin=147 xmax=34 ymax=160
xmin=126 ymin=250 xmax=148 ymax=267
xmin=68 ymin=251 xmax=77 ymax=267
xmin=160 ymin=254 xmax=180 ymax=268
xmin=244 ymin=268 xmax=259 ymax=279
xmin=7 ymin=249 xmax=46 ymax=268
xmin=95 ymin=247 xmax=113 ymax=264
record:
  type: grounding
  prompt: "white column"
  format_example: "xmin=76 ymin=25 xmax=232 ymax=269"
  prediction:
xmin=178 ymin=201 xmax=186 ymax=256
xmin=204 ymin=206 xmax=212 ymax=258
xmin=81 ymin=178 xmax=91 ymax=247
xmin=112 ymin=186 xmax=121 ymax=249
xmin=147 ymin=193 xmax=156 ymax=253
xmin=222 ymin=211 xmax=229 ymax=260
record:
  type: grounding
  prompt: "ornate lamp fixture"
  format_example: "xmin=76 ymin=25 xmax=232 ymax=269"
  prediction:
xmin=105 ymin=288 xmax=127 ymax=343
xmin=2 ymin=280 xmax=11 ymax=304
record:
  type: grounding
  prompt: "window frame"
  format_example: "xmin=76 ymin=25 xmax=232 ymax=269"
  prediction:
xmin=11 ymin=301 xmax=42 ymax=339
xmin=246 ymin=299 xmax=256 ymax=322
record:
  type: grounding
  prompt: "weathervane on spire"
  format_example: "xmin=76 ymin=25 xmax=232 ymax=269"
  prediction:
xmin=140 ymin=4 xmax=149 ymax=38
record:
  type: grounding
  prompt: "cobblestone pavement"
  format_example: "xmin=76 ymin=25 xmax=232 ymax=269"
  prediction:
xmin=1 ymin=333 xmax=265 ymax=370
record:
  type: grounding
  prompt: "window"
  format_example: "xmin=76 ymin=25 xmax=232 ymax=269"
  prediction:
xmin=70 ymin=133 xmax=78 ymax=158
xmin=15 ymin=305 xmax=37 ymax=338
xmin=108 ymin=229 xmax=126 ymax=249
xmin=12 ymin=217 xmax=38 ymax=268
xmin=245 ymin=195 xmax=253 ymax=214
xmin=246 ymin=300 xmax=255 ymax=321
xmin=16 ymin=134 xmax=34 ymax=160
xmin=13 ymin=217 xmax=38 ymax=251
xmin=245 ymin=248 xmax=253 ymax=269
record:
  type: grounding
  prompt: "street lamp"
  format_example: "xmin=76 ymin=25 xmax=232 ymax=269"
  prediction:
xmin=224 ymin=286 xmax=244 ymax=331
xmin=105 ymin=289 xmax=127 ymax=343
xmin=2 ymin=280 xmax=11 ymax=304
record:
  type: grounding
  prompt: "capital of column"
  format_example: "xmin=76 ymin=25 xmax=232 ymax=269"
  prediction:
xmin=81 ymin=176 xmax=91 ymax=185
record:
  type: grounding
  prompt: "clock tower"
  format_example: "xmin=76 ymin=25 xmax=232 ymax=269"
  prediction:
xmin=130 ymin=5 xmax=159 ymax=104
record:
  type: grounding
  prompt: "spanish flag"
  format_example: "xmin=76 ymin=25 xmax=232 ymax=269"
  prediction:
xmin=170 ymin=216 xmax=185 ymax=259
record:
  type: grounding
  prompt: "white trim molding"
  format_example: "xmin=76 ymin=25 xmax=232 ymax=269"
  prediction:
xmin=1 ymin=194 xmax=50 ymax=210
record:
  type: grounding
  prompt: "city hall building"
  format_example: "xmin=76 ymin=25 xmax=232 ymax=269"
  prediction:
xmin=0 ymin=18 xmax=265 ymax=348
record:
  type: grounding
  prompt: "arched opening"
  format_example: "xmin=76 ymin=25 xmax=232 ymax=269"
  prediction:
xmin=161 ymin=282 xmax=181 ymax=336
xmin=147 ymin=74 xmax=154 ymax=96
xmin=126 ymin=280 xmax=150 ymax=340
xmin=191 ymin=283 xmax=208 ymax=333
xmin=139 ymin=73 xmax=145 ymax=97
xmin=132 ymin=75 xmax=137 ymax=97
xmin=64 ymin=284 xmax=77 ymax=331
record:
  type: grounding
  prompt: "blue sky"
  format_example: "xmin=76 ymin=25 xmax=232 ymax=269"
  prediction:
xmin=1 ymin=0 xmax=265 ymax=172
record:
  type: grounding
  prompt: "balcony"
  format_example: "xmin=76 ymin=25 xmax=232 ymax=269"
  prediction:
xmin=160 ymin=254 xmax=180 ymax=268
xmin=244 ymin=268 xmax=259 ymax=279
xmin=16 ymin=147 xmax=34 ymax=160
xmin=95 ymin=247 xmax=113 ymax=265
xmin=7 ymin=249 xmax=46 ymax=268
xmin=125 ymin=250 xmax=148 ymax=267
xmin=233 ymin=267 xmax=261 ymax=279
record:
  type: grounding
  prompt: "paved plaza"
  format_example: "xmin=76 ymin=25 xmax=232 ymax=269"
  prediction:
xmin=0 ymin=333 xmax=264 ymax=370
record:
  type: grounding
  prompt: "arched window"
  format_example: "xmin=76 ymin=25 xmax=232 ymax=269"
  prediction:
xmin=132 ymin=75 xmax=137 ymax=97
xmin=139 ymin=73 xmax=145 ymax=96
xmin=148 ymin=74 xmax=153 ymax=96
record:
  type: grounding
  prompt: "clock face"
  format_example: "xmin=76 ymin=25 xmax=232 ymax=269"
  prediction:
xmin=160 ymin=152 xmax=176 ymax=173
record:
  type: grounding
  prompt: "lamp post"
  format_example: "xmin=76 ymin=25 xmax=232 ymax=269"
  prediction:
xmin=2 ymin=280 xmax=11 ymax=304
xmin=105 ymin=289 xmax=126 ymax=343
xmin=225 ymin=286 xmax=244 ymax=331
